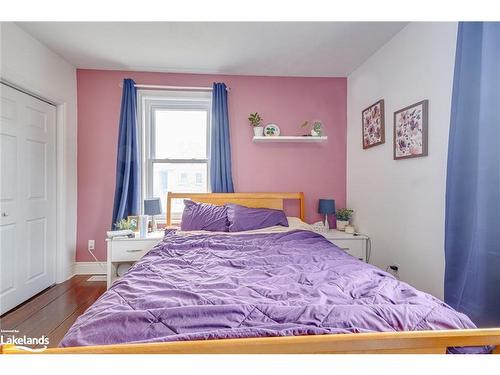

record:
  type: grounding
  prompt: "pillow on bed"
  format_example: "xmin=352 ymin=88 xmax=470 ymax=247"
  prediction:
xmin=180 ymin=200 xmax=229 ymax=232
xmin=226 ymin=204 xmax=289 ymax=232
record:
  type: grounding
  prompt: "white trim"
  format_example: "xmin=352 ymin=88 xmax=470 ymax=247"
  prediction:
xmin=55 ymin=102 xmax=68 ymax=283
xmin=74 ymin=262 xmax=107 ymax=275
xmin=138 ymin=89 xmax=212 ymax=216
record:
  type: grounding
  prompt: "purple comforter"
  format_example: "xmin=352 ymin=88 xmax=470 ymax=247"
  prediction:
xmin=60 ymin=230 xmax=487 ymax=353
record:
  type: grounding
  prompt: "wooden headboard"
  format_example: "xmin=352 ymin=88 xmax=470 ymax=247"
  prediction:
xmin=166 ymin=192 xmax=305 ymax=225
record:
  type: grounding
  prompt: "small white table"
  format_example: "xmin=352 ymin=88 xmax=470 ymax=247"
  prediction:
xmin=106 ymin=231 xmax=164 ymax=288
xmin=319 ymin=229 xmax=370 ymax=262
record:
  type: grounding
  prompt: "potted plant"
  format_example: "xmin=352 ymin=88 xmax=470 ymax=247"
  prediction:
xmin=114 ymin=218 xmax=134 ymax=231
xmin=335 ymin=208 xmax=353 ymax=231
xmin=248 ymin=112 xmax=264 ymax=137
xmin=300 ymin=120 xmax=323 ymax=136
xmin=311 ymin=121 xmax=323 ymax=136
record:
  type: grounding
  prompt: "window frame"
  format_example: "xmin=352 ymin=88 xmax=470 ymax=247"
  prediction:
xmin=138 ymin=90 xmax=212 ymax=218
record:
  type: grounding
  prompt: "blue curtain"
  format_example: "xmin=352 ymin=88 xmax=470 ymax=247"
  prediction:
xmin=445 ymin=22 xmax=500 ymax=327
xmin=210 ymin=82 xmax=234 ymax=193
xmin=112 ymin=79 xmax=140 ymax=227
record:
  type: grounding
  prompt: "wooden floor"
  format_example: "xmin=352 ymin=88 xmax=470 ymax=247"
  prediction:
xmin=0 ymin=275 xmax=106 ymax=348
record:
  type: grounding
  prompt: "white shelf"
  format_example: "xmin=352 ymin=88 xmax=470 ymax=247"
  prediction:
xmin=252 ymin=136 xmax=328 ymax=143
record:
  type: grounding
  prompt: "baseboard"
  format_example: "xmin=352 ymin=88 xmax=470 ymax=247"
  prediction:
xmin=74 ymin=261 xmax=106 ymax=275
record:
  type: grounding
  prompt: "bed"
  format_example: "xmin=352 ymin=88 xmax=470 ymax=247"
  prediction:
xmin=3 ymin=192 xmax=500 ymax=354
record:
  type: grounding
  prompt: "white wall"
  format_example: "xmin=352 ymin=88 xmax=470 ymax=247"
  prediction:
xmin=0 ymin=22 xmax=78 ymax=282
xmin=347 ymin=22 xmax=458 ymax=299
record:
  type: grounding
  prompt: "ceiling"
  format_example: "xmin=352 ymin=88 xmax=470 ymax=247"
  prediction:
xmin=17 ymin=22 xmax=407 ymax=77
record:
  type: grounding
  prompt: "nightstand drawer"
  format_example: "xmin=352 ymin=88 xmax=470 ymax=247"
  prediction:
xmin=110 ymin=240 xmax=159 ymax=262
xmin=329 ymin=239 xmax=364 ymax=260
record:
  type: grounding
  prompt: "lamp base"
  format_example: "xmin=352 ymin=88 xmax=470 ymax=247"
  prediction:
xmin=324 ymin=215 xmax=330 ymax=230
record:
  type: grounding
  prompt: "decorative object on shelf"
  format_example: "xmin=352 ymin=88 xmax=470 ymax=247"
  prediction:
xmin=144 ymin=198 xmax=162 ymax=232
xmin=127 ymin=216 xmax=139 ymax=231
xmin=344 ymin=225 xmax=355 ymax=234
xmin=318 ymin=199 xmax=336 ymax=229
xmin=264 ymin=123 xmax=280 ymax=136
xmin=300 ymin=121 xmax=310 ymax=136
xmin=248 ymin=112 xmax=264 ymax=137
xmin=393 ymin=100 xmax=428 ymax=160
xmin=138 ymin=215 xmax=148 ymax=238
xmin=362 ymin=99 xmax=385 ymax=149
xmin=311 ymin=121 xmax=323 ymax=136
xmin=335 ymin=208 xmax=353 ymax=231
xmin=301 ymin=120 xmax=323 ymax=136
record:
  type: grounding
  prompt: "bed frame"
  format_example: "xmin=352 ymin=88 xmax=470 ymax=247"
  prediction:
xmin=166 ymin=192 xmax=305 ymax=225
xmin=2 ymin=329 xmax=499 ymax=354
xmin=3 ymin=192 xmax=499 ymax=354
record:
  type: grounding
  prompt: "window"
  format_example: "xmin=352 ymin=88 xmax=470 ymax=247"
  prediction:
xmin=139 ymin=90 xmax=211 ymax=220
xmin=195 ymin=173 xmax=202 ymax=185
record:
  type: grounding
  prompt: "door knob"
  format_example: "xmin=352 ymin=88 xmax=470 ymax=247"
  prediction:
xmin=1 ymin=212 xmax=8 ymax=217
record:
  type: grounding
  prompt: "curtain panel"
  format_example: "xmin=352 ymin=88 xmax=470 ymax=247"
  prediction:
xmin=210 ymin=82 xmax=235 ymax=193
xmin=445 ymin=22 xmax=500 ymax=326
xmin=111 ymin=78 xmax=140 ymax=227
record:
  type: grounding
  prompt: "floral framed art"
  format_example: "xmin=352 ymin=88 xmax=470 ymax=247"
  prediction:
xmin=393 ymin=100 xmax=428 ymax=160
xmin=362 ymin=99 xmax=385 ymax=149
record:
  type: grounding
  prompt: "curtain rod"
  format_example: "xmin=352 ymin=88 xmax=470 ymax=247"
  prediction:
xmin=118 ymin=83 xmax=230 ymax=91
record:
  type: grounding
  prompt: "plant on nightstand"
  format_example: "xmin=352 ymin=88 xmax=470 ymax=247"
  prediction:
xmin=335 ymin=208 xmax=353 ymax=231
xmin=114 ymin=219 xmax=134 ymax=231
xmin=248 ymin=112 xmax=264 ymax=137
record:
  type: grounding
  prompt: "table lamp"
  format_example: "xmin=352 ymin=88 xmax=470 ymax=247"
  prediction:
xmin=144 ymin=198 xmax=162 ymax=232
xmin=318 ymin=199 xmax=336 ymax=229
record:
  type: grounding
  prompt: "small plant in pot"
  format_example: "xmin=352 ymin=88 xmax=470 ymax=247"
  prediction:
xmin=335 ymin=208 xmax=353 ymax=231
xmin=300 ymin=120 xmax=323 ymax=136
xmin=248 ymin=112 xmax=264 ymax=137
xmin=114 ymin=219 xmax=134 ymax=231
xmin=310 ymin=121 xmax=323 ymax=136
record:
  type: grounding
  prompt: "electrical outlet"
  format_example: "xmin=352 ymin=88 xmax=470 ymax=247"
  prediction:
xmin=387 ymin=264 xmax=400 ymax=279
xmin=88 ymin=240 xmax=95 ymax=252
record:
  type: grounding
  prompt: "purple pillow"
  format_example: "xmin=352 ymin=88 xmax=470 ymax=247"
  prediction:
xmin=180 ymin=200 xmax=229 ymax=232
xmin=226 ymin=204 xmax=289 ymax=232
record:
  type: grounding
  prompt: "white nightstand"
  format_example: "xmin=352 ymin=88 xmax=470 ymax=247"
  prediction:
xmin=106 ymin=231 xmax=164 ymax=288
xmin=319 ymin=229 xmax=370 ymax=262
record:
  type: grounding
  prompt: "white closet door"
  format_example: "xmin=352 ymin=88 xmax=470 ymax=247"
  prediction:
xmin=0 ymin=83 xmax=57 ymax=315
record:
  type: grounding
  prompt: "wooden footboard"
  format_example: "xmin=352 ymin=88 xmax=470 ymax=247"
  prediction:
xmin=2 ymin=329 xmax=500 ymax=354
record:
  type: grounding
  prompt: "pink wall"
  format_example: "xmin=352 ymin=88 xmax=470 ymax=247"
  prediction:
xmin=77 ymin=69 xmax=346 ymax=261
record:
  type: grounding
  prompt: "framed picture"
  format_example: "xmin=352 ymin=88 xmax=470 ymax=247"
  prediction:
xmin=127 ymin=216 xmax=139 ymax=231
xmin=393 ymin=100 xmax=428 ymax=160
xmin=362 ymin=99 xmax=385 ymax=149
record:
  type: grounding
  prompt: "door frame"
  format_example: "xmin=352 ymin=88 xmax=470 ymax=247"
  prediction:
xmin=1 ymin=78 xmax=70 ymax=284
